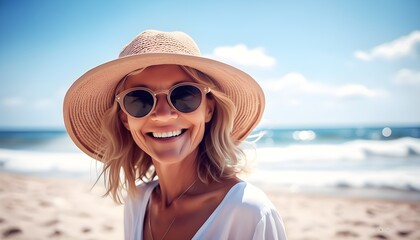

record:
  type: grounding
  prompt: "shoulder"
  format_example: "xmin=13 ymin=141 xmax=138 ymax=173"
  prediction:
xmin=135 ymin=180 xmax=158 ymax=193
xmin=195 ymin=181 xmax=287 ymax=239
xmin=228 ymin=182 xmax=287 ymax=239
xmin=216 ymin=181 xmax=279 ymax=225
xmin=228 ymin=181 xmax=276 ymax=213
xmin=124 ymin=180 xmax=158 ymax=239
xmin=124 ymin=180 xmax=158 ymax=211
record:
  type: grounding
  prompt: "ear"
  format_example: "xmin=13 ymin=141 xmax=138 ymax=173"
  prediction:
xmin=205 ymin=98 xmax=215 ymax=123
xmin=119 ymin=111 xmax=131 ymax=130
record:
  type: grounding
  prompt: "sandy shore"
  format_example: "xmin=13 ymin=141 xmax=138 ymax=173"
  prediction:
xmin=1 ymin=172 xmax=420 ymax=240
xmin=0 ymin=173 xmax=123 ymax=240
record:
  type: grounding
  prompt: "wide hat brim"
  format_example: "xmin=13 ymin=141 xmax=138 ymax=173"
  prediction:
xmin=64 ymin=53 xmax=265 ymax=160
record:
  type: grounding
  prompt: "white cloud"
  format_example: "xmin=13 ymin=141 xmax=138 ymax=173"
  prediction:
xmin=354 ymin=30 xmax=420 ymax=61
xmin=34 ymin=99 xmax=54 ymax=109
xmin=1 ymin=97 xmax=56 ymax=109
xmin=394 ymin=69 xmax=420 ymax=87
xmin=263 ymin=72 xmax=384 ymax=100
xmin=334 ymin=84 xmax=380 ymax=98
xmin=205 ymin=44 xmax=276 ymax=68
xmin=1 ymin=97 xmax=23 ymax=107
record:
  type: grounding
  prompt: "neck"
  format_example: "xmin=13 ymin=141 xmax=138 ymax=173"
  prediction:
xmin=153 ymin=150 xmax=199 ymax=206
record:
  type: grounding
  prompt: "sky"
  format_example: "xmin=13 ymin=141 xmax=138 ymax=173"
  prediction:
xmin=1 ymin=0 xmax=420 ymax=129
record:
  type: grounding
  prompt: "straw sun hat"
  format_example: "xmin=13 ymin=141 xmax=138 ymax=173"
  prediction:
xmin=64 ymin=30 xmax=265 ymax=160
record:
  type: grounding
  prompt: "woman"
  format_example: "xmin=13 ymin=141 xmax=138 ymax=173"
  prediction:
xmin=64 ymin=30 xmax=287 ymax=240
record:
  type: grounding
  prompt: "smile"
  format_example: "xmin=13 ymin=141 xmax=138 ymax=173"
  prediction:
xmin=150 ymin=129 xmax=185 ymax=138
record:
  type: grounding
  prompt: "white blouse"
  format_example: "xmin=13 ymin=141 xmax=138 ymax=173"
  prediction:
xmin=124 ymin=181 xmax=287 ymax=240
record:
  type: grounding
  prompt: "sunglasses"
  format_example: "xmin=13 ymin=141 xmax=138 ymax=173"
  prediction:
xmin=116 ymin=82 xmax=211 ymax=118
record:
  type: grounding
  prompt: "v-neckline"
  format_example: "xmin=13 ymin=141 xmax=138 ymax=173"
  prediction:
xmin=139 ymin=181 xmax=244 ymax=239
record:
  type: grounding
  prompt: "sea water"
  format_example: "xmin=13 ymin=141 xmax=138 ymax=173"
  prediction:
xmin=1 ymin=126 xmax=420 ymax=200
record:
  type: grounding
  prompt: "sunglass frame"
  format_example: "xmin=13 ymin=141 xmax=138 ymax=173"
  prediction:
xmin=115 ymin=82 xmax=211 ymax=118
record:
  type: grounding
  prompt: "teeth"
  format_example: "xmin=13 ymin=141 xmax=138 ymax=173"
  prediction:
xmin=152 ymin=130 xmax=182 ymax=138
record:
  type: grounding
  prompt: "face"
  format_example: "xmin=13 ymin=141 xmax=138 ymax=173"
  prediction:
xmin=119 ymin=65 xmax=214 ymax=165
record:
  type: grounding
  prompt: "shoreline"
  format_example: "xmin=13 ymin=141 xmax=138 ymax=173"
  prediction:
xmin=1 ymin=172 xmax=420 ymax=239
xmin=4 ymin=169 xmax=420 ymax=202
xmin=252 ymin=181 xmax=420 ymax=203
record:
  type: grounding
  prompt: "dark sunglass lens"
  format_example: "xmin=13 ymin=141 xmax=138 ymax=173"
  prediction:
xmin=170 ymin=85 xmax=202 ymax=113
xmin=124 ymin=90 xmax=154 ymax=117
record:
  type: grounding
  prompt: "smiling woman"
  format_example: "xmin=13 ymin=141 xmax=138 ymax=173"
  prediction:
xmin=63 ymin=30 xmax=286 ymax=240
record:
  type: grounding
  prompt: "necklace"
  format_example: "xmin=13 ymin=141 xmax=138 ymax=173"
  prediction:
xmin=148 ymin=180 xmax=197 ymax=240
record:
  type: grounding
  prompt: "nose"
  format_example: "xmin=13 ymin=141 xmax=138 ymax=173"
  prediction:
xmin=150 ymin=95 xmax=178 ymax=121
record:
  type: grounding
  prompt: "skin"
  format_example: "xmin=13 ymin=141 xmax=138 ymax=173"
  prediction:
xmin=119 ymin=65 xmax=240 ymax=239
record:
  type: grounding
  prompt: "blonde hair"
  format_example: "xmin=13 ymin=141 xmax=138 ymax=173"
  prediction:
xmin=98 ymin=65 xmax=246 ymax=204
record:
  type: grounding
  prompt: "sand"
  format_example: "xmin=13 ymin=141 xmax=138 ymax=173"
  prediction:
xmin=0 ymin=173 xmax=123 ymax=240
xmin=1 ymin=172 xmax=420 ymax=240
xmin=270 ymin=191 xmax=420 ymax=240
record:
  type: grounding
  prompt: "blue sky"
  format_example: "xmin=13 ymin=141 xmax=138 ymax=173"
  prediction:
xmin=1 ymin=0 xmax=419 ymax=129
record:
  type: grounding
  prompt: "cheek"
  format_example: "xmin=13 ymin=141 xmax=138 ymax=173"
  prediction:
xmin=126 ymin=119 xmax=148 ymax=146
xmin=126 ymin=116 xmax=148 ymax=130
xmin=131 ymin=130 xmax=148 ymax=151
xmin=189 ymin=108 xmax=209 ymax=135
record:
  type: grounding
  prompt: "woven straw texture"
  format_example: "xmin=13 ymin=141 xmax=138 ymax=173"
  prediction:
xmin=64 ymin=30 xmax=265 ymax=160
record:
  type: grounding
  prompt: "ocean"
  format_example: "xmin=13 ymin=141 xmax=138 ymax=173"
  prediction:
xmin=1 ymin=126 xmax=420 ymax=201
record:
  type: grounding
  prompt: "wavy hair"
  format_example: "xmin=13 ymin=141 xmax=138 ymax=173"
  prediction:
xmin=98 ymin=65 xmax=246 ymax=204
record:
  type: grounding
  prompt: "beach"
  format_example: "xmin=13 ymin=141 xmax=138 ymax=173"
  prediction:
xmin=1 ymin=128 xmax=420 ymax=239
xmin=0 ymin=173 xmax=123 ymax=240
xmin=1 ymin=172 xmax=420 ymax=240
